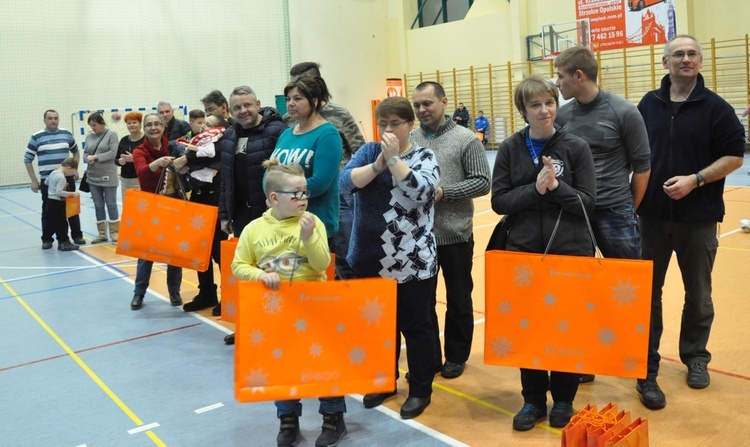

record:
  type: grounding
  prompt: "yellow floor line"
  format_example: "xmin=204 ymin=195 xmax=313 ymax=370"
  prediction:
xmin=398 ymin=368 xmax=562 ymax=435
xmin=1 ymin=276 xmax=167 ymax=447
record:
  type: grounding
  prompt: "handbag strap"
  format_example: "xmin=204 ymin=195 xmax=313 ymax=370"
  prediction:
xmin=155 ymin=165 xmax=188 ymax=201
xmin=542 ymin=194 xmax=600 ymax=261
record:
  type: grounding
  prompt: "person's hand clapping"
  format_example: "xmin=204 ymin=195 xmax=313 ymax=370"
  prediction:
xmin=380 ymin=132 xmax=400 ymax=162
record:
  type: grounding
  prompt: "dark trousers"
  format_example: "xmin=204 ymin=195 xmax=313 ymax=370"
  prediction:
xmin=640 ymin=217 xmax=717 ymax=377
xmin=47 ymin=199 xmax=71 ymax=244
xmin=396 ymin=275 xmax=439 ymax=398
xmin=520 ymin=369 xmax=580 ymax=408
xmin=40 ymin=176 xmax=82 ymax=242
xmin=331 ymin=192 xmax=356 ymax=279
xmin=191 ymin=184 xmax=226 ymax=290
xmin=231 ymin=202 xmax=266 ymax=237
xmin=592 ymin=204 xmax=642 ymax=260
xmin=433 ymin=238 xmax=475 ymax=365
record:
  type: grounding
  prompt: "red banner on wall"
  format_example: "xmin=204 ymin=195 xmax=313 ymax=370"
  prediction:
xmin=577 ymin=0 xmax=674 ymax=51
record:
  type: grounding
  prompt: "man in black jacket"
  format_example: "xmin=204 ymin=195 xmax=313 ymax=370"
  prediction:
xmin=218 ymin=85 xmax=287 ymax=343
xmin=157 ymin=101 xmax=191 ymax=141
xmin=636 ymin=34 xmax=745 ymax=410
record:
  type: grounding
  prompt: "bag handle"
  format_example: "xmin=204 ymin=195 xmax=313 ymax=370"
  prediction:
xmin=542 ymin=194 xmax=600 ymax=262
xmin=155 ymin=165 xmax=188 ymax=200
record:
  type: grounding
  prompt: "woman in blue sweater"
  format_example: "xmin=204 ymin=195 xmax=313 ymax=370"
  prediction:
xmin=339 ymin=96 xmax=441 ymax=420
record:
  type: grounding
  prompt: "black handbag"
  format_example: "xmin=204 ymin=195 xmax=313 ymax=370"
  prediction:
xmin=486 ymin=215 xmax=511 ymax=251
xmin=78 ymin=172 xmax=90 ymax=192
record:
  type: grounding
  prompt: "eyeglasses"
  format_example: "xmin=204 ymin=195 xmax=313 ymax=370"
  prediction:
xmin=275 ymin=190 xmax=311 ymax=200
xmin=144 ymin=122 xmax=164 ymax=128
xmin=205 ymin=106 xmax=217 ymax=115
xmin=669 ymin=51 xmax=701 ymax=60
xmin=377 ymin=120 xmax=408 ymax=130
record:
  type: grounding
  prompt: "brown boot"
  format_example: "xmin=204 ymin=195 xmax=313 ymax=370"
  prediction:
xmin=108 ymin=220 xmax=120 ymax=242
xmin=91 ymin=221 xmax=108 ymax=244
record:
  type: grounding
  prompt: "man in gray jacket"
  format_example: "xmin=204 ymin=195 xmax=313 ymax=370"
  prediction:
xmin=555 ymin=46 xmax=651 ymax=384
xmin=411 ymin=81 xmax=490 ymax=379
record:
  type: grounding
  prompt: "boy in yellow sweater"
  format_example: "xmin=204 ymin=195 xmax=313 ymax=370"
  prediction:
xmin=231 ymin=159 xmax=344 ymax=447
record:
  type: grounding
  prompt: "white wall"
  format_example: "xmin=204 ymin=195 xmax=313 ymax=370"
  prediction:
xmin=4 ymin=0 xmax=291 ymax=187
xmin=287 ymin=0 xmax=391 ymax=142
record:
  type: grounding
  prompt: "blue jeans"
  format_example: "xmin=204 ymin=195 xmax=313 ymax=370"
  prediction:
xmin=591 ymin=204 xmax=641 ymax=260
xmin=275 ymin=397 xmax=346 ymax=418
xmin=89 ymin=184 xmax=119 ymax=221
xmin=639 ymin=218 xmax=717 ymax=378
xmin=134 ymin=259 xmax=182 ymax=295
xmin=331 ymin=192 xmax=355 ymax=279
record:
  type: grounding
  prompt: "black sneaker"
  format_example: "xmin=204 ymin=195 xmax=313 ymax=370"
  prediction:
xmin=73 ymin=236 xmax=87 ymax=245
xmin=42 ymin=241 xmax=53 ymax=250
xmin=315 ymin=411 xmax=347 ymax=447
xmin=363 ymin=390 xmax=397 ymax=408
xmin=687 ymin=362 xmax=710 ymax=389
xmin=579 ymin=374 xmax=595 ymax=383
xmin=512 ymin=403 xmax=546 ymax=431
xmin=58 ymin=241 xmax=80 ymax=251
xmin=277 ymin=413 xmax=300 ymax=447
xmin=224 ymin=333 xmax=235 ymax=345
xmin=441 ymin=362 xmax=466 ymax=379
xmin=131 ymin=294 xmax=144 ymax=310
xmin=212 ymin=303 xmax=221 ymax=316
xmin=169 ymin=292 xmax=183 ymax=306
xmin=636 ymin=378 xmax=666 ymax=409
xmin=182 ymin=293 xmax=217 ymax=312
xmin=549 ymin=401 xmax=574 ymax=427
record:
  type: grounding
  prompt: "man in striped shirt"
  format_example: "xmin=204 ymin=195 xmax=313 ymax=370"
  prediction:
xmin=24 ymin=110 xmax=85 ymax=249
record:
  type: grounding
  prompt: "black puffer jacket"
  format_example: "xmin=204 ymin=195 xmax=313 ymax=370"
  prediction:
xmin=218 ymin=107 xmax=287 ymax=224
xmin=491 ymin=126 xmax=596 ymax=256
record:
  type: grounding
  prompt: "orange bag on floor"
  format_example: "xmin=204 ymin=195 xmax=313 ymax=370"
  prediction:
xmin=235 ymin=278 xmax=397 ymax=403
xmin=562 ymin=403 xmax=636 ymax=447
xmin=116 ymin=189 xmax=218 ymax=271
xmin=484 ymin=249 xmax=652 ymax=378
xmin=65 ymin=196 xmax=81 ymax=218
xmin=605 ymin=418 xmax=649 ymax=447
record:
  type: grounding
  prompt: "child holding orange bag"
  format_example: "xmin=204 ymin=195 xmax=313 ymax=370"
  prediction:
xmin=231 ymin=159 xmax=344 ymax=447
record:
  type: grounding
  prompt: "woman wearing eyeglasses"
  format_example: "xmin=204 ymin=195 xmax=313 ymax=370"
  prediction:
xmin=270 ymin=76 xmax=343 ymax=244
xmin=129 ymin=113 xmax=182 ymax=311
xmin=339 ymin=96 xmax=441 ymax=420
xmin=84 ymin=112 xmax=120 ymax=243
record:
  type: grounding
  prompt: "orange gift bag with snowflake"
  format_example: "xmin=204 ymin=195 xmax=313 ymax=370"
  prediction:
xmin=235 ymin=278 xmax=397 ymax=402
xmin=484 ymin=249 xmax=652 ymax=378
xmin=116 ymin=189 xmax=218 ymax=271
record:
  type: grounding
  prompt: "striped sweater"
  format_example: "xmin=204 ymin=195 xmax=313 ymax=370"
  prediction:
xmin=410 ymin=119 xmax=490 ymax=245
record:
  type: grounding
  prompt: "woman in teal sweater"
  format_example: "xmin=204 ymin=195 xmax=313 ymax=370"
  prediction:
xmin=270 ymin=76 xmax=343 ymax=240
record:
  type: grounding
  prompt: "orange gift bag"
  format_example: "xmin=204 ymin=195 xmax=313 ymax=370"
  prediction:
xmin=65 ymin=196 xmax=81 ymax=218
xmin=235 ymin=278 xmax=397 ymax=403
xmin=561 ymin=403 xmax=643 ymax=447
xmin=485 ymin=198 xmax=652 ymax=378
xmin=116 ymin=189 xmax=218 ymax=271
xmin=485 ymin=249 xmax=652 ymax=377
xmin=220 ymin=238 xmax=240 ymax=323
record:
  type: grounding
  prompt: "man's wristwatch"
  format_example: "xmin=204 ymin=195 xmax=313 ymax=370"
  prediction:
xmin=387 ymin=156 xmax=399 ymax=167
xmin=695 ymin=172 xmax=706 ymax=187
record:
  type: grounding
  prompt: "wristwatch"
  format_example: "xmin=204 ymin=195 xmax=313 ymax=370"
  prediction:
xmin=695 ymin=172 xmax=706 ymax=187
xmin=387 ymin=156 xmax=399 ymax=167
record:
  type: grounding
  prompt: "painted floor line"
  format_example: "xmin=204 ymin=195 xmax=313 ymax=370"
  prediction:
xmin=1 ymin=317 xmax=195 ymax=372
xmin=349 ymin=394 xmax=470 ymax=447
xmin=1 ymin=277 xmax=167 ymax=446
xmin=195 ymin=402 xmax=225 ymax=414
xmin=128 ymin=422 xmax=160 ymax=435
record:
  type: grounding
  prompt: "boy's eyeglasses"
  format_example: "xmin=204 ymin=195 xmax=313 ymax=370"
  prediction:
xmin=275 ymin=190 xmax=311 ymax=200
